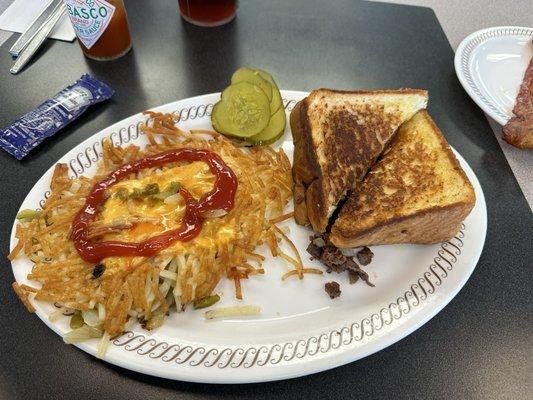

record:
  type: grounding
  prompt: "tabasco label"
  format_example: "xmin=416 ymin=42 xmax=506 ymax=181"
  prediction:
xmin=64 ymin=0 xmax=116 ymax=49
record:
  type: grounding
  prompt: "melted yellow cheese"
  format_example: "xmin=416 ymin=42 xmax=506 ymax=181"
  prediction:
xmin=97 ymin=160 xmax=239 ymax=271
xmin=100 ymin=162 xmax=216 ymax=241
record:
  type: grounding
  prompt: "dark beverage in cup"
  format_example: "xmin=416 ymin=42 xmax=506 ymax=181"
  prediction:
xmin=178 ymin=0 xmax=237 ymax=27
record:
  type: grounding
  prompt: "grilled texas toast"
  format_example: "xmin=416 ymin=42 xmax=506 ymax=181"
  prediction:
xmin=330 ymin=110 xmax=475 ymax=247
xmin=291 ymin=88 xmax=428 ymax=232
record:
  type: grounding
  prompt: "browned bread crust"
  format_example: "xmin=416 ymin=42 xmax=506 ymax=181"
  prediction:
xmin=330 ymin=110 xmax=476 ymax=247
xmin=291 ymin=100 xmax=316 ymax=226
xmin=291 ymin=88 xmax=428 ymax=231
xmin=331 ymin=202 xmax=472 ymax=248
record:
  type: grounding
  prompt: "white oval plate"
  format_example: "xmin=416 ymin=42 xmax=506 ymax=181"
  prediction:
xmin=10 ymin=91 xmax=487 ymax=383
xmin=455 ymin=26 xmax=533 ymax=125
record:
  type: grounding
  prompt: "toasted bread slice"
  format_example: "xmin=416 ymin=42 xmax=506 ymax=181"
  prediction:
xmin=330 ymin=110 xmax=475 ymax=248
xmin=291 ymin=88 xmax=428 ymax=232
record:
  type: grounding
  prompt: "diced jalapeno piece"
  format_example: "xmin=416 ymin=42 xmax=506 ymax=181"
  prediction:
xmin=193 ymin=294 xmax=221 ymax=309
xmin=16 ymin=209 xmax=42 ymax=221
xmin=166 ymin=181 xmax=181 ymax=194
xmin=70 ymin=310 xmax=84 ymax=329
xmin=142 ymin=183 xmax=160 ymax=196
xmin=114 ymin=187 xmax=129 ymax=200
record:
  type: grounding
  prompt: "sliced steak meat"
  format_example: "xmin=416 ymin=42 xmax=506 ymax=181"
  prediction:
xmin=321 ymin=245 xmax=346 ymax=265
xmin=348 ymin=269 xmax=360 ymax=284
xmin=306 ymin=241 xmax=323 ymax=259
xmin=307 ymin=235 xmax=376 ymax=296
xmin=324 ymin=281 xmax=341 ymax=299
xmin=307 ymin=234 xmax=328 ymax=260
xmin=356 ymin=246 xmax=374 ymax=266
xmin=345 ymin=258 xmax=360 ymax=272
xmin=346 ymin=258 xmax=374 ymax=287
xmin=320 ymin=245 xmax=348 ymax=273
xmin=356 ymin=268 xmax=375 ymax=287
xmin=325 ymin=262 xmax=347 ymax=274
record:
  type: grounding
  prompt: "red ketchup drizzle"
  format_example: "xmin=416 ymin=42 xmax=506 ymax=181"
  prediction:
xmin=72 ymin=149 xmax=238 ymax=263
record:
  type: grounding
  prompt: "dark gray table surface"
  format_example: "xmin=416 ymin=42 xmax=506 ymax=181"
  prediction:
xmin=0 ymin=1 xmax=531 ymax=399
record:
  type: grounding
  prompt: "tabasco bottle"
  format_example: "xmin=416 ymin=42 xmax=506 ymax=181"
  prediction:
xmin=63 ymin=0 xmax=132 ymax=60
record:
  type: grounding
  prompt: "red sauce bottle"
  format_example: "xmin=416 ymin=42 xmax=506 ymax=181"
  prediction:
xmin=63 ymin=0 xmax=132 ymax=61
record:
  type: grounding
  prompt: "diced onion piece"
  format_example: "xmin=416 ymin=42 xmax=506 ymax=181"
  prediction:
xmin=82 ymin=309 xmax=100 ymax=327
xmin=164 ymin=193 xmax=182 ymax=205
xmin=204 ymin=305 xmax=261 ymax=320
xmin=63 ymin=325 xmax=103 ymax=344
xmin=202 ymin=209 xmax=228 ymax=218
xmin=69 ymin=182 xmax=81 ymax=193
xmin=48 ymin=307 xmax=72 ymax=322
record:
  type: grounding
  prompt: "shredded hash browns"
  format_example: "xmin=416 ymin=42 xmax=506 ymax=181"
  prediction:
xmin=9 ymin=111 xmax=320 ymax=346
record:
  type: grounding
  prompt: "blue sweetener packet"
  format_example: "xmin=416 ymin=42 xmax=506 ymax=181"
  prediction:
xmin=0 ymin=74 xmax=114 ymax=160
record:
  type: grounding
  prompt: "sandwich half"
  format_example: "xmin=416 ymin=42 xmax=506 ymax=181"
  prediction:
xmin=291 ymin=88 xmax=428 ymax=232
xmin=330 ymin=110 xmax=476 ymax=248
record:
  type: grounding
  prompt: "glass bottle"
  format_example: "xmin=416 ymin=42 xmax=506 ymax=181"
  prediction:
xmin=63 ymin=0 xmax=132 ymax=61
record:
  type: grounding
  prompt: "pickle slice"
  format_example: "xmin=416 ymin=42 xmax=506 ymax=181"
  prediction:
xmin=248 ymin=106 xmax=286 ymax=145
xmin=231 ymin=67 xmax=273 ymax=102
xmin=253 ymin=68 xmax=283 ymax=116
xmin=211 ymin=103 xmax=223 ymax=132
xmin=253 ymin=68 xmax=275 ymax=85
xmin=212 ymin=82 xmax=271 ymax=138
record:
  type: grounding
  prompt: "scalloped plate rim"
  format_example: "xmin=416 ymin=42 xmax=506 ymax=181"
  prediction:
xmin=9 ymin=91 xmax=487 ymax=383
xmin=454 ymin=25 xmax=533 ymax=125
